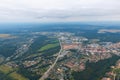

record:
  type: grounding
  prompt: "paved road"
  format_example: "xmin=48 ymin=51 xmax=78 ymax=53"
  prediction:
xmin=39 ymin=39 xmax=62 ymax=80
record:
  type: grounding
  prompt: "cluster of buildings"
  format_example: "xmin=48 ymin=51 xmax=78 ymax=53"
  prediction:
xmin=23 ymin=60 xmax=39 ymax=67
xmin=58 ymin=32 xmax=88 ymax=50
xmin=6 ymin=62 xmax=18 ymax=68
xmin=82 ymin=44 xmax=108 ymax=55
xmin=58 ymin=32 xmax=120 ymax=57
xmin=52 ymin=32 xmax=120 ymax=75
xmin=64 ymin=61 xmax=85 ymax=71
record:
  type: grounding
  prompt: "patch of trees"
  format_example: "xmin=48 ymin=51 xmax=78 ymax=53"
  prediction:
xmin=72 ymin=55 xmax=120 ymax=80
xmin=17 ymin=66 xmax=40 ymax=80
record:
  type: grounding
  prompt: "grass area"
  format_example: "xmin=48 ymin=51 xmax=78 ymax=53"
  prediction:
xmin=0 ymin=65 xmax=13 ymax=74
xmin=10 ymin=72 xmax=28 ymax=80
xmin=39 ymin=43 xmax=59 ymax=52
xmin=0 ymin=65 xmax=28 ymax=80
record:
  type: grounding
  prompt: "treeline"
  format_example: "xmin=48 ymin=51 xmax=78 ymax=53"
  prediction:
xmin=75 ymin=30 xmax=120 ymax=43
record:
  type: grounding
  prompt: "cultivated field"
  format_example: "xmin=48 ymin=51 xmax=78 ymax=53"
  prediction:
xmin=0 ymin=34 xmax=11 ymax=38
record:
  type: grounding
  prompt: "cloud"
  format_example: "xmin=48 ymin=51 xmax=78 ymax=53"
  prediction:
xmin=0 ymin=0 xmax=120 ymax=22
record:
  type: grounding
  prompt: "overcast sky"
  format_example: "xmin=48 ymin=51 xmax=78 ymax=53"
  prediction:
xmin=0 ymin=0 xmax=120 ymax=22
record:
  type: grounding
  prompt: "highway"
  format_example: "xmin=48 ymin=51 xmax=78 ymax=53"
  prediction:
xmin=39 ymin=39 xmax=62 ymax=80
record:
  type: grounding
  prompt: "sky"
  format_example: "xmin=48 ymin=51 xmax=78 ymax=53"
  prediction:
xmin=0 ymin=0 xmax=120 ymax=22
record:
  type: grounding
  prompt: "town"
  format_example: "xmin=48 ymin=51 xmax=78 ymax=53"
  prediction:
xmin=1 ymin=32 xmax=120 ymax=80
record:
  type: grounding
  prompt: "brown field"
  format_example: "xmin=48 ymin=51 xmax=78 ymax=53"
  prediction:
xmin=0 ymin=34 xmax=11 ymax=38
xmin=62 ymin=43 xmax=78 ymax=50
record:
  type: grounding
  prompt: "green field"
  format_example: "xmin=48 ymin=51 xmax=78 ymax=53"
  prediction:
xmin=9 ymin=72 xmax=28 ymax=80
xmin=0 ymin=65 xmax=13 ymax=74
xmin=0 ymin=65 xmax=28 ymax=80
xmin=39 ymin=43 xmax=59 ymax=52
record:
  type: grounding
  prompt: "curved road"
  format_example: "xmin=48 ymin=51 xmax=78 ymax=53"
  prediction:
xmin=39 ymin=39 xmax=62 ymax=80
